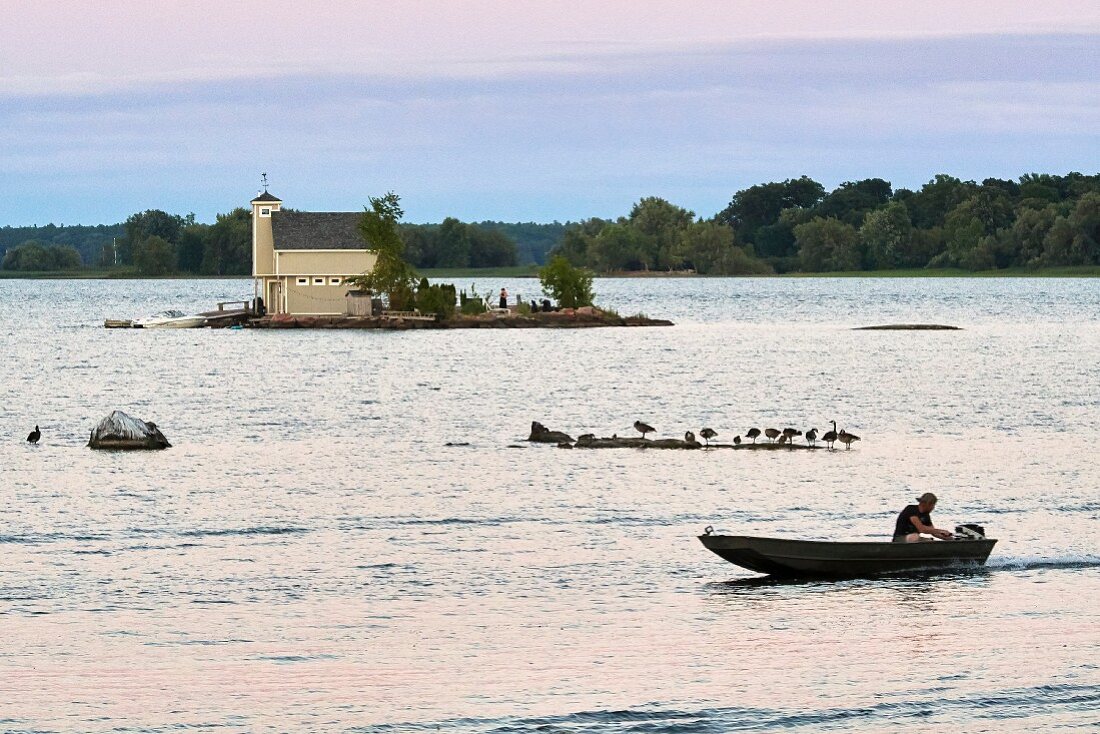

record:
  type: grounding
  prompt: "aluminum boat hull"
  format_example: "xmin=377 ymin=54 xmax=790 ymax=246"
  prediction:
xmin=699 ymin=534 xmax=997 ymax=578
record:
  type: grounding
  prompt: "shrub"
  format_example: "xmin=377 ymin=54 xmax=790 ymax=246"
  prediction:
xmin=539 ymin=255 xmax=594 ymax=308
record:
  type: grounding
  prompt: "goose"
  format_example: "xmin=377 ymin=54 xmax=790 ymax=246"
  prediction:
xmin=684 ymin=430 xmax=696 ymax=444
xmin=699 ymin=427 xmax=717 ymax=448
xmin=822 ymin=421 xmax=838 ymax=450
xmin=782 ymin=427 xmax=802 ymax=444
xmin=746 ymin=428 xmax=761 ymax=444
xmin=839 ymin=429 xmax=861 ymax=450
xmin=634 ymin=421 xmax=655 ymax=440
xmin=764 ymin=428 xmax=781 ymax=443
xmin=778 ymin=433 xmax=788 ymax=445
xmin=733 ymin=435 xmax=742 ymax=446
xmin=27 ymin=425 xmax=41 ymax=444
xmin=805 ymin=428 xmax=818 ymax=447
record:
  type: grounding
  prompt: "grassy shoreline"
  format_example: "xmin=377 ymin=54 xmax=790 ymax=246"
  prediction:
xmin=3 ymin=265 xmax=1099 ymax=280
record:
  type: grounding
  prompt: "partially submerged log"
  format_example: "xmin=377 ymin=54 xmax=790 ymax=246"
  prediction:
xmin=854 ymin=324 xmax=961 ymax=330
xmin=528 ymin=421 xmax=574 ymax=444
xmin=88 ymin=410 xmax=171 ymax=450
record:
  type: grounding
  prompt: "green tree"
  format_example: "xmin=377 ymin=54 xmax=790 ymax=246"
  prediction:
xmin=1 ymin=241 xmax=82 ymax=271
xmin=859 ymin=202 xmax=912 ymax=269
xmin=350 ymin=192 xmax=418 ymax=307
xmin=435 ymin=217 xmax=471 ymax=268
xmin=201 ymin=209 xmax=250 ymax=275
xmin=718 ymin=176 xmax=825 ymax=244
xmin=588 ymin=223 xmax=646 ymax=272
xmin=177 ymin=223 xmax=209 ymax=273
xmin=905 ymin=175 xmax=977 ymax=229
xmin=539 ymin=255 xmax=594 ymax=308
xmin=815 ymin=178 xmax=893 ymax=225
xmin=133 ymin=235 xmax=176 ymax=275
xmin=627 ymin=197 xmax=694 ymax=269
xmin=794 ymin=217 xmax=860 ymax=272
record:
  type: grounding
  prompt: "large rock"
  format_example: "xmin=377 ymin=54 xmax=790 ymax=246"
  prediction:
xmin=88 ymin=410 xmax=171 ymax=450
xmin=528 ymin=421 xmax=573 ymax=444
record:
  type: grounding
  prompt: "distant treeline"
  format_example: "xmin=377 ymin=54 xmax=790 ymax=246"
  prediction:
xmin=554 ymin=172 xmax=1100 ymax=274
xmin=3 ymin=172 xmax=1097 ymax=274
xmin=0 ymin=210 xmax=564 ymax=274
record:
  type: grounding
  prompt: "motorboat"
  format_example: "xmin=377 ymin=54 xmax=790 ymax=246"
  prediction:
xmin=698 ymin=527 xmax=996 ymax=578
xmin=133 ymin=310 xmax=207 ymax=329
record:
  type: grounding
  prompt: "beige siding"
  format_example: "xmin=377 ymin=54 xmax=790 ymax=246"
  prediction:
xmin=252 ymin=204 xmax=277 ymax=276
xmin=285 ymin=282 xmax=352 ymax=315
xmin=276 ymin=250 xmax=376 ymax=275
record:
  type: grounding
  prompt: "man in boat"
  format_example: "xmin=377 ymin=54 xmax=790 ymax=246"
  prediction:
xmin=893 ymin=492 xmax=954 ymax=542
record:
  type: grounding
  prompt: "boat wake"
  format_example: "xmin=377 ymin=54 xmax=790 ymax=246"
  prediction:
xmin=987 ymin=556 xmax=1100 ymax=572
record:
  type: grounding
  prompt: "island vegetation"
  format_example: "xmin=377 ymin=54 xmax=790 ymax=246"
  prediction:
xmin=2 ymin=171 xmax=1097 ymax=277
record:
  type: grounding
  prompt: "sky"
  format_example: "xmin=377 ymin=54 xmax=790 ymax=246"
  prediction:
xmin=1 ymin=1 xmax=1098 ymax=225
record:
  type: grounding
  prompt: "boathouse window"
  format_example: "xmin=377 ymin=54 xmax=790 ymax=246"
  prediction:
xmin=260 ymin=208 xmax=271 ymax=217
xmin=329 ymin=277 xmax=342 ymax=285
xmin=313 ymin=277 xmax=325 ymax=285
xmin=297 ymin=277 xmax=308 ymax=285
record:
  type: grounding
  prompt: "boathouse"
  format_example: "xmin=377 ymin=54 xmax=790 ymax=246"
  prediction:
xmin=251 ymin=191 xmax=378 ymax=315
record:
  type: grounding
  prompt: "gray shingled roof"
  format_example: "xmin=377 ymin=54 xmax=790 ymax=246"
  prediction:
xmin=251 ymin=191 xmax=282 ymax=203
xmin=271 ymin=211 xmax=370 ymax=251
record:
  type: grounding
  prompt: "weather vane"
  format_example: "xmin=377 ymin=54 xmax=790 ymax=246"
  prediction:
xmin=261 ymin=172 xmax=269 ymax=192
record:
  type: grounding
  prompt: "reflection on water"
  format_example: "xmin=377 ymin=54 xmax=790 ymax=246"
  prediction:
xmin=1 ymin=277 xmax=1098 ymax=731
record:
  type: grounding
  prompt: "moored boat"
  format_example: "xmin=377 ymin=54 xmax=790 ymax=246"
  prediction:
xmin=698 ymin=529 xmax=997 ymax=578
xmin=133 ymin=310 xmax=208 ymax=329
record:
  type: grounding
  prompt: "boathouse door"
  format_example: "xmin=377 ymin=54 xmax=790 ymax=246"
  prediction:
xmin=268 ymin=281 xmax=282 ymax=315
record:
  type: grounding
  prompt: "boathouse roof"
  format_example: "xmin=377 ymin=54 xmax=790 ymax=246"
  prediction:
xmin=271 ymin=211 xmax=368 ymax=251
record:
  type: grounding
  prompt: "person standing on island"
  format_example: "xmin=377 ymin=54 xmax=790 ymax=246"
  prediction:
xmin=499 ymin=288 xmax=508 ymax=309
xmin=893 ymin=492 xmax=954 ymax=542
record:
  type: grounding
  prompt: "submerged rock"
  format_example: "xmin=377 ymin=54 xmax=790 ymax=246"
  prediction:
xmin=88 ymin=410 xmax=171 ymax=450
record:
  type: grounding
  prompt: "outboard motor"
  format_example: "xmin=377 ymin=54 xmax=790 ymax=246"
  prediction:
xmin=955 ymin=523 xmax=986 ymax=540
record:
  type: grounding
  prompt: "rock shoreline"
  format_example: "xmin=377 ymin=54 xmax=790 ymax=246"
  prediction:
xmin=248 ymin=311 xmax=672 ymax=329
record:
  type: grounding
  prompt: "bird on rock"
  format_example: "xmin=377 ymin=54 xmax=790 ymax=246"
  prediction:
xmin=634 ymin=421 xmax=655 ymax=439
xmin=699 ymin=427 xmax=717 ymax=448
xmin=746 ymin=428 xmax=761 ymax=444
xmin=27 ymin=425 xmax=41 ymax=444
xmin=684 ymin=430 xmax=696 ymax=444
xmin=822 ymin=421 xmax=838 ymax=450
xmin=805 ymin=428 xmax=818 ymax=447
xmin=764 ymin=428 xmax=781 ymax=443
xmin=733 ymin=435 xmax=742 ymax=446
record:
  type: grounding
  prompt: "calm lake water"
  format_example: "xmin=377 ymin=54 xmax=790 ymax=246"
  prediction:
xmin=1 ymin=277 xmax=1099 ymax=732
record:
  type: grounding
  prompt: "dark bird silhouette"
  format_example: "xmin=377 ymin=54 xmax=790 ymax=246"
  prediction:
xmin=822 ymin=420 xmax=838 ymax=450
xmin=733 ymin=435 xmax=742 ymax=446
xmin=778 ymin=433 xmax=788 ymax=445
xmin=746 ymin=428 xmax=761 ymax=444
xmin=699 ymin=427 xmax=717 ymax=447
xmin=839 ymin=429 xmax=861 ymax=450
xmin=684 ymin=430 xmax=696 ymax=444
xmin=805 ymin=428 xmax=818 ymax=447
xmin=634 ymin=421 xmax=655 ymax=440
xmin=27 ymin=425 xmax=40 ymax=444
xmin=764 ymin=428 xmax=781 ymax=443
xmin=782 ymin=427 xmax=802 ymax=446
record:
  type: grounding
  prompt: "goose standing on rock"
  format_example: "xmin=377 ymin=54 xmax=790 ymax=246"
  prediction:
xmin=746 ymin=428 xmax=761 ymax=444
xmin=764 ymin=428 xmax=781 ymax=443
xmin=782 ymin=428 xmax=802 ymax=447
xmin=839 ymin=429 xmax=861 ymax=450
xmin=699 ymin=427 xmax=717 ymax=448
xmin=805 ymin=428 xmax=818 ymax=447
xmin=822 ymin=421 xmax=838 ymax=450
xmin=27 ymin=425 xmax=41 ymax=444
xmin=634 ymin=421 xmax=655 ymax=440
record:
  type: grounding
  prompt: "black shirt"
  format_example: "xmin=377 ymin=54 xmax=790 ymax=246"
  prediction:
xmin=894 ymin=504 xmax=931 ymax=537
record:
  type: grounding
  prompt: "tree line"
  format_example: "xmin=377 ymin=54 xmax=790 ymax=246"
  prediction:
xmin=3 ymin=172 xmax=1097 ymax=274
xmin=553 ymin=172 xmax=1100 ymax=274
